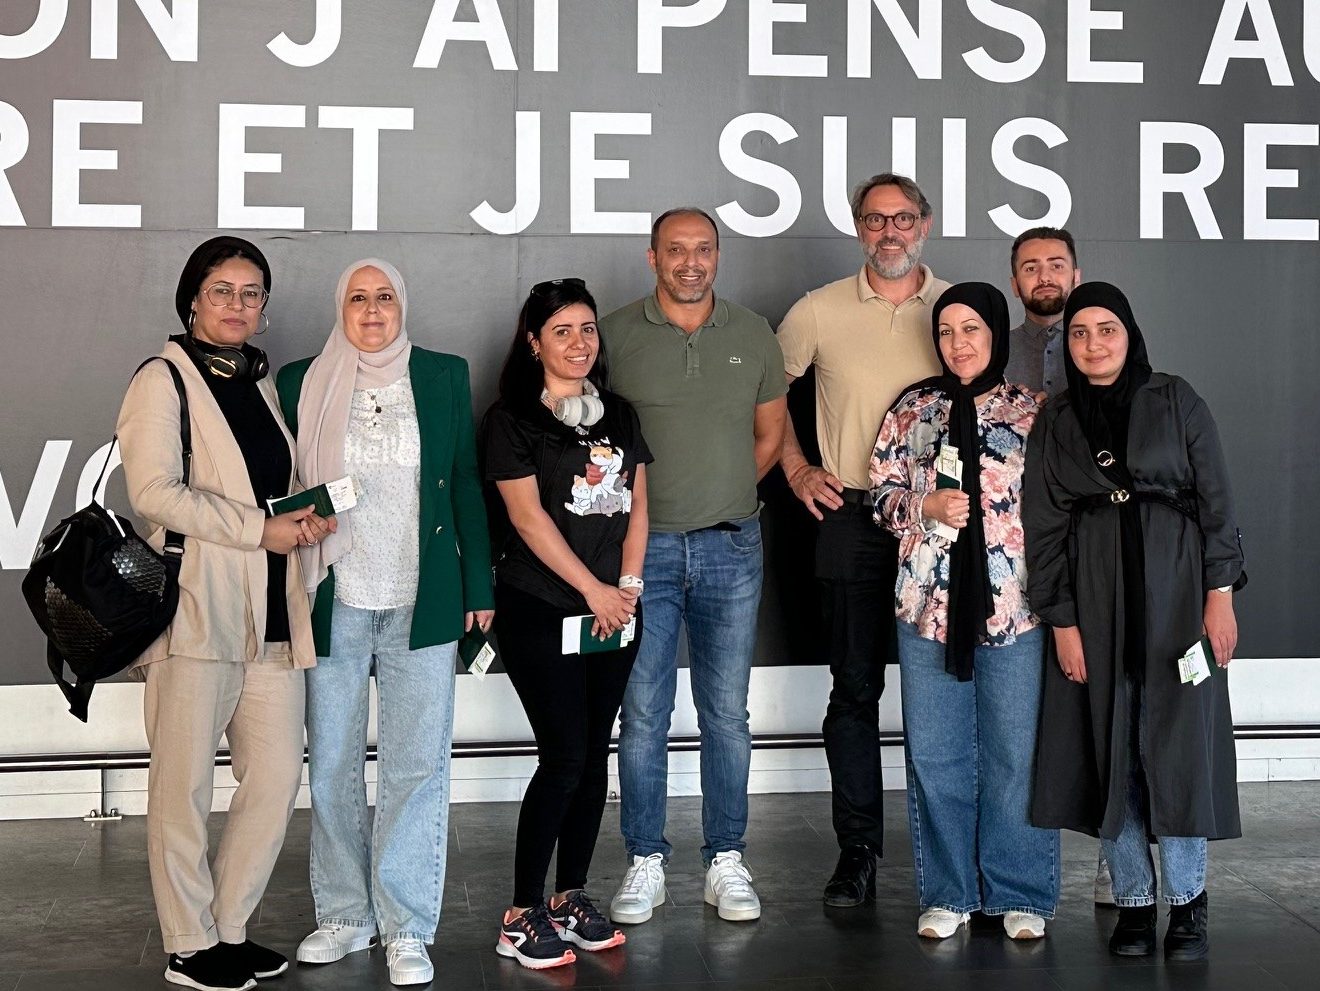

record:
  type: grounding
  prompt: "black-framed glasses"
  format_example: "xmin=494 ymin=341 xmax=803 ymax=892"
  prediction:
xmin=530 ymin=277 xmax=587 ymax=297
xmin=859 ymin=211 xmax=918 ymax=233
xmin=203 ymin=283 xmax=269 ymax=308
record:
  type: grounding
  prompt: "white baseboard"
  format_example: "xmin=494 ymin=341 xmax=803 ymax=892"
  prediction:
xmin=1 ymin=658 xmax=1317 ymax=819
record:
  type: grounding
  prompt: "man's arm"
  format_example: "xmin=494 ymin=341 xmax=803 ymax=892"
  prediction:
xmin=779 ymin=372 xmax=844 ymax=520
xmin=753 ymin=396 xmax=787 ymax=481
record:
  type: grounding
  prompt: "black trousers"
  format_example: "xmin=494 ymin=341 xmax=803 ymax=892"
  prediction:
xmin=495 ymin=582 xmax=640 ymax=906
xmin=816 ymin=495 xmax=899 ymax=855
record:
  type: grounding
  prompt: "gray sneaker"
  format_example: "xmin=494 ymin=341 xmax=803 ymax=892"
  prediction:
xmin=704 ymin=851 xmax=761 ymax=921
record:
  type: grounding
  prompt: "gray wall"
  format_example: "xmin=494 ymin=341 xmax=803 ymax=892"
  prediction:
xmin=1 ymin=1 xmax=1317 ymax=687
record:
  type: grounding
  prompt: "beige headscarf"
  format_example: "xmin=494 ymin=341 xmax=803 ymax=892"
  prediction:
xmin=295 ymin=258 xmax=413 ymax=593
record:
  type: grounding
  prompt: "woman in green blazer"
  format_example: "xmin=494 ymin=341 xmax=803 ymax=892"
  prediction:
xmin=276 ymin=258 xmax=493 ymax=987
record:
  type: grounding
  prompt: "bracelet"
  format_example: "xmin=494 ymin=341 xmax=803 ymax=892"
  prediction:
xmin=619 ymin=574 xmax=644 ymax=592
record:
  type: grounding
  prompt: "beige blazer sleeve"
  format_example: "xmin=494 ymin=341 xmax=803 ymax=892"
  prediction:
xmin=116 ymin=360 xmax=266 ymax=550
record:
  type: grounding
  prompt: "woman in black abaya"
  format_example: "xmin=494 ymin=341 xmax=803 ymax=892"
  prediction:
xmin=1024 ymin=282 xmax=1244 ymax=963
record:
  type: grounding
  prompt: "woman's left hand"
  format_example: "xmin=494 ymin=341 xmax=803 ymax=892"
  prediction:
xmin=1203 ymin=592 xmax=1237 ymax=667
xmin=466 ymin=610 xmax=495 ymax=634
xmin=297 ymin=513 xmax=338 ymax=547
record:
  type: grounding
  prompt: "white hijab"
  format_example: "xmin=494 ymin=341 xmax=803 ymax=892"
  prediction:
xmin=295 ymin=258 xmax=413 ymax=593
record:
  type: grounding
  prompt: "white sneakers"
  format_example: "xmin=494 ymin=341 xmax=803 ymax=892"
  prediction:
xmin=295 ymin=922 xmax=378 ymax=963
xmin=1003 ymin=911 xmax=1047 ymax=940
xmin=385 ymin=938 xmax=434 ymax=986
xmin=610 ymin=851 xmax=762 ymax=924
xmin=296 ymin=925 xmax=431 ymax=985
xmin=704 ymin=851 xmax=762 ymax=922
xmin=918 ymin=909 xmax=970 ymax=938
xmin=610 ymin=853 xmax=667 ymax=923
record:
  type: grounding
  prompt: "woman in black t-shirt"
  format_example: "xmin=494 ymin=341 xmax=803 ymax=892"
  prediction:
xmin=484 ymin=278 xmax=652 ymax=971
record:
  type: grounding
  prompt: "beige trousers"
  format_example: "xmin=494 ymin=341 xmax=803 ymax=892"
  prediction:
xmin=144 ymin=654 xmax=306 ymax=954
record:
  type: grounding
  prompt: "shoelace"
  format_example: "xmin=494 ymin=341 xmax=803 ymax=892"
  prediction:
xmin=621 ymin=855 xmax=664 ymax=896
xmin=560 ymin=890 xmax=603 ymax=925
xmin=387 ymin=937 xmax=426 ymax=965
xmin=710 ymin=855 xmax=754 ymax=896
xmin=518 ymin=903 xmax=561 ymax=941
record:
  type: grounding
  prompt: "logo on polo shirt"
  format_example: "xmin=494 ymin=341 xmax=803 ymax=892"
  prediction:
xmin=728 ymin=356 xmax=742 ymax=364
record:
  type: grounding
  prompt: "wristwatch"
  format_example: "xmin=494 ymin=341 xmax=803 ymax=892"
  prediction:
xmin=1213 ymin=585 xmax=1233 ymax=594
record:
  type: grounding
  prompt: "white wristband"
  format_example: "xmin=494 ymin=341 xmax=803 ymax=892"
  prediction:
xmin=619 ymin=574 xmax=644 ymax=592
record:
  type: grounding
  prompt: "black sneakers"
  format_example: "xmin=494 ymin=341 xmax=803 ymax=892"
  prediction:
xmin=225 ymin=940 xmax=288 ymax=979
xmin=823 ymin=846 xmax=877 ymax=907
xmin=1108 ymin=904 xmax=1157 ymax=957
xmin=495 ymin=903 xmax=576 ymax=970
xmin=1165 ymin=891 xmax=1210 ymax=961
xmin=548 ymin=890 xmax=627 ymax=951
xmin=164 ymin=944 xmax=256 ymax=991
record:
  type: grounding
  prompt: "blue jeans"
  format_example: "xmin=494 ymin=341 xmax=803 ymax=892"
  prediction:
xmin=618 ymin=516 xmax=763 ymax=864
xmin=1101 ymin=676 xmax=1208 ymax=907
xmin=306 ymin=602 xmax=457 ymax=944
xmin=898 ymin=623 xmax=1059 ymax=917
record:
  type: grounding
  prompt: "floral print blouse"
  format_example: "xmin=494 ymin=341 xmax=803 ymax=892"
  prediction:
xmin=868 ymin=382 xmax=1041 ymax=646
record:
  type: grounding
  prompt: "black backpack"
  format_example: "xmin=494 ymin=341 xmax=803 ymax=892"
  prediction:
xmin=22 ymin=358 xmax=192 ymax=721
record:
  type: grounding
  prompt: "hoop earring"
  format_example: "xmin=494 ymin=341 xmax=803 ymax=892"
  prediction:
xmin=187 ymin=311 xmax=196 ymax=332
xmin=255 ymin=312 xmax=270 ymax=336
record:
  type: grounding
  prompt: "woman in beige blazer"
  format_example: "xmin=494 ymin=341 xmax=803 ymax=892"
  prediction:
xmin=117 ymin=236 xmax=332 ymax=991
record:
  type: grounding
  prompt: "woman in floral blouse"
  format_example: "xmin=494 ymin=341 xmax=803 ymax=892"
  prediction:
xmin=870 ymin=282 xmax=1059 ymax=942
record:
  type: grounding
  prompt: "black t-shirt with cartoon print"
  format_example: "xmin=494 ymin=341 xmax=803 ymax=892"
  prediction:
xmin=484 ymin=393 xmax=653 ymax=612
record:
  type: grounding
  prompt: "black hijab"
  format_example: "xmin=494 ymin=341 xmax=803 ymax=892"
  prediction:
xmin=1061 ymin=282 xmax=1153 ymax=676
xmin=174 ymin=235 xmax=272 ymax=332
xmin=923 ymin=282 xmax=1011 ymax=682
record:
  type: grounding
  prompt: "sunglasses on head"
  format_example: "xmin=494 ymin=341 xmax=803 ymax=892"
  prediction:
xmin=530 ymin=277 xmax=587 ymax=297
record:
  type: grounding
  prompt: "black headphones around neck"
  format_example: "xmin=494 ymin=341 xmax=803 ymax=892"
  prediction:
xmin=180 ymin=334 xmax=269 ymax=382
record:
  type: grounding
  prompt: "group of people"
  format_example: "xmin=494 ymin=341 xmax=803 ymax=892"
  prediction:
xmin=114 ymin=171 xmax=1244 ymax=991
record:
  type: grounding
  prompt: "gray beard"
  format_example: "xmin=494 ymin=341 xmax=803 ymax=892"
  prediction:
xmin=865 ymin=232 xmax=927 ymax=281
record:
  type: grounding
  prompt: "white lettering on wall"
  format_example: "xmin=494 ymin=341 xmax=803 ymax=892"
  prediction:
xmin=0 ymin=102 xmax=30 ymax=225
xmin=988 ymin=117 xmax=1071 ymax=234
xmin=471 ymin=111 xmax=542 ymax=234
xmin=569 ymin=112 xmax=651 ymax=234
xmin=317 ymin=106 xmax=414 ymax=230
xmin=942 ymin=117 xmax=967 ymax=236
xmin=637 ymin=0 xmax=727 ymax=74
xmin=268 ymin=0 xmax=341 ymax=67
xmin=847 ymin=0 xmax=941 ymax=80
xmin=822 ymin=116 xmax=854 ymax=235
xmin=216 ymin=103 xmax=306 ymax=229
xmin=51 ymin=99 xmax=142 ymax=227
xmin=891 ymin=117 xmax=916 ymax=179
xmin=1139 ymin=121 xmax=1225 ymax=239
xmin=717 ymin=112 xmax=802 ymax=237
xmin=0 ymin=441 xmax=71 ymax=570
xmin=1200 ymin=0 xmax=1293 ymax=86
xmin=749 ymin=0 xmax=828 ymax=77
xmin=414 ymin=0 xmax=517 ymax=70
xmin=534 ymin=0 xmax=559 ymax=71
xmin=89 ymin=0 xmax=197 ymax=61
xmin=963 ymin=0 xmax=1046 ymax=83
xmin=1066 ymin=0 xmax=1143 ymax=83
xmin=1243 ymin=123 xmax=1319 ymax=240
xmin=0 ymin=0 xmax=69 ymax=60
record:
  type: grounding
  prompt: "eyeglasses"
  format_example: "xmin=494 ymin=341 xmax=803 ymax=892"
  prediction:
xmin=203 ymin=283 xmax=269 ymax=308
xmin=531 ymin=277 xmax=587 ymax=297
xmin=859 ymin=211 xmax=919 ymax=232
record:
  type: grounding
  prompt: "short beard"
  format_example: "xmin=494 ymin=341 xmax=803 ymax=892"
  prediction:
xmin=864 ymin=231 xmax=927 ymax=281
xmin=1024 ymin=292 xmax=1066 ymax=319
xmin=659 ymin=273 xmax=712 ymax=305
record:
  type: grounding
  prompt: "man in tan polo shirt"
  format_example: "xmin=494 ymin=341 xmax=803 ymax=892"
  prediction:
xmin=777 ymin=173 xmax=950 ymax=907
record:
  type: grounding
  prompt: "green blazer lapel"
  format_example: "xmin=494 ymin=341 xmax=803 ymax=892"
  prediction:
xmin=410 ymin=350 xmax=452 ymax=554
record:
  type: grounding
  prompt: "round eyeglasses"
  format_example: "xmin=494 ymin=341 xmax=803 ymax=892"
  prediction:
xmin=859 ymin=211 xmax=918 ymax=233
xmin=204 ymin=283 xmax=269 ymax=308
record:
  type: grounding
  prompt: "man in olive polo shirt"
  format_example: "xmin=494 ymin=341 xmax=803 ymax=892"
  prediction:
xmin=777 ymin=173 xmax=950 ymax=907
xmin=602 ymin=207 xmax=787 ymax=926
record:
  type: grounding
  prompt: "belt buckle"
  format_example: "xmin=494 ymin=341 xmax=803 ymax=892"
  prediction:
xmin=1110 ymin=489 xmax=1130 ymax=504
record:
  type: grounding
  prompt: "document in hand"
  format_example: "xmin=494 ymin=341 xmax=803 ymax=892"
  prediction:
xmin=561 ymin=614 xmax=637 ymax=655
xmin=267 ymin=477 xmax=357 ymax=517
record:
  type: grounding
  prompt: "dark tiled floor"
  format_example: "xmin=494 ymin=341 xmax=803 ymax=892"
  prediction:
xmin=2 ymin=783 xmax=1319 ymax=989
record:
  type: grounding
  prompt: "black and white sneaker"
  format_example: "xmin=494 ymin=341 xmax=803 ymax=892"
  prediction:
xmin=164 ymin=944 xmax=256 ymax=991
xmin=224 ymin=940 xmax=289 ymax=979
xmin=495 ymin=903 xmax=576 ymax=970
xmin=548 ymin=890 xmax=627 ymax=951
